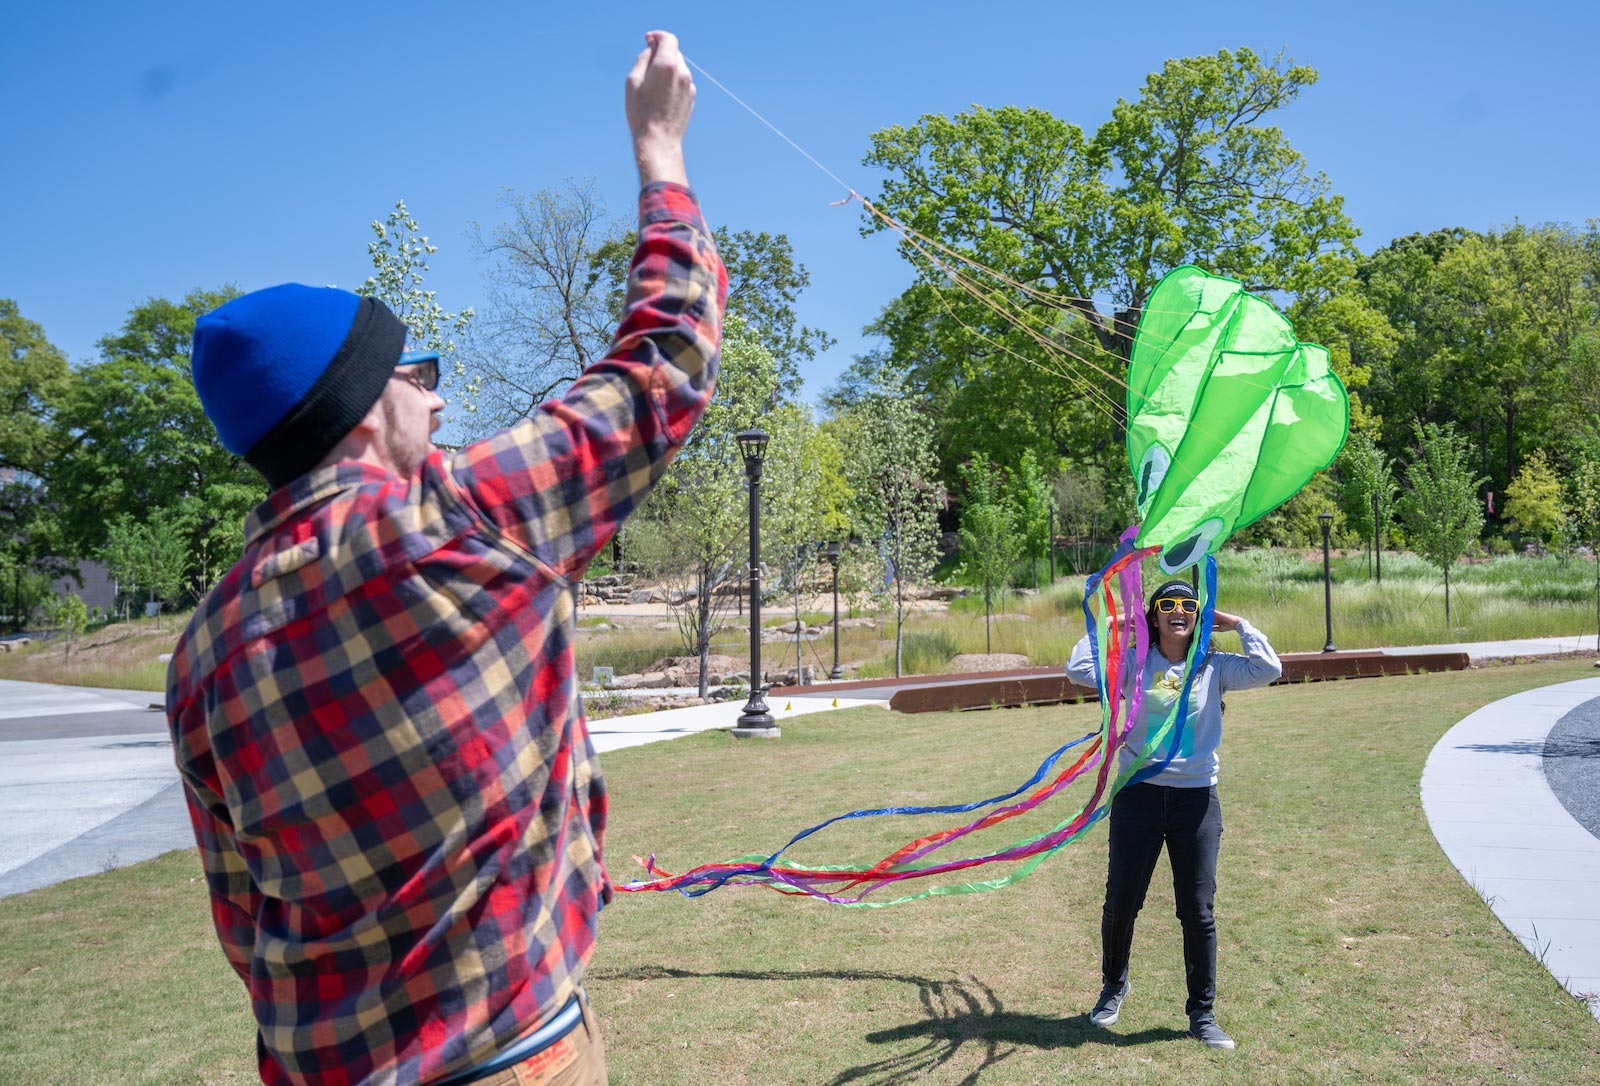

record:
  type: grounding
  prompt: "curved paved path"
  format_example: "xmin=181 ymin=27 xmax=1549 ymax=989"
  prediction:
xmin=1422 ymin=676 xmax=1600 ymax=1020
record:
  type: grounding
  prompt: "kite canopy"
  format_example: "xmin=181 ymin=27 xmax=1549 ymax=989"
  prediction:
xmin=1127 ymin=265 xmax=1349 ymax=573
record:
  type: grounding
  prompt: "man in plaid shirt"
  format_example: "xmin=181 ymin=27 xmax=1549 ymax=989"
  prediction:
xmin=166 ymin=32 xmax=723 ymax=1086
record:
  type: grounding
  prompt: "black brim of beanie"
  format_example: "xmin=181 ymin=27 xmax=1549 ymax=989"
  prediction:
xmin=244 ymin=297 xmax=406 ymax=489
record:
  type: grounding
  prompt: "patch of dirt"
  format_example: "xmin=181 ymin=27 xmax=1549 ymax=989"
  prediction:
xmin=948 ymin=653 xmax=1030 ymax=672
xmin=1475 ymin=649 xmax=1599 ymax=669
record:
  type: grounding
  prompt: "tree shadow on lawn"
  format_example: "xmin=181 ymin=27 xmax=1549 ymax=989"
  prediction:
xmin=594 ymin=965 xmax=1188 ymax=1086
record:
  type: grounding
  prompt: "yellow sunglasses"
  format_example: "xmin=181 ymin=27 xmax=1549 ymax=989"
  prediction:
xmin=1154 ymin=597 xmax=1198 ymax=615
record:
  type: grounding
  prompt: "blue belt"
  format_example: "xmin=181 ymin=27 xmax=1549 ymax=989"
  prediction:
xmin=436 ymin=993 xmax=585 ymax=1085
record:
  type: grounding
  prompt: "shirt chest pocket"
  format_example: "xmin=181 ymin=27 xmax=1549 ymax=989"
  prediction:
xmin=240 ymin=534 xmax=488 ymax=660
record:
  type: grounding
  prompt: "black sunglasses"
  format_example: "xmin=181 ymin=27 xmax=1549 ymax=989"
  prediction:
xmin=395 ymin=356 xmax=440 ymax=392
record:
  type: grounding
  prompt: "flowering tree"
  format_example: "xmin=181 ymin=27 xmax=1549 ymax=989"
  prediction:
xmin=357 ymin=199 xmax=477 ymax=424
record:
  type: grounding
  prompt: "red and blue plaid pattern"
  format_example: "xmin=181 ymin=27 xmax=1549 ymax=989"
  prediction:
xmin=167 ymin=183 xmax=724 ymax=1086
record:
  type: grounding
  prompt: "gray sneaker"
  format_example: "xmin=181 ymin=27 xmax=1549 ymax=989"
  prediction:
xmin=1089 ymin=981 xmax=1130 ymax=1026
xmin=1189 ymin=1015 xmax=1235 ymax=1050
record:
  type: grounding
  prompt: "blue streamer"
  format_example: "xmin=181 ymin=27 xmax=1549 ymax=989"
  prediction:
xmin=650 ymin=726 xmax=1100 ymax=896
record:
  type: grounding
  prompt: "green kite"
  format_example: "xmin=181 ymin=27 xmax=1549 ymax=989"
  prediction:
xmin=1127 ymin=265 xmax=1349 ymax=573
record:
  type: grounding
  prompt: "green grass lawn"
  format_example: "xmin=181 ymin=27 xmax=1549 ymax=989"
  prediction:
xmin=4 ymin=661 xmax=1600 ymax=1084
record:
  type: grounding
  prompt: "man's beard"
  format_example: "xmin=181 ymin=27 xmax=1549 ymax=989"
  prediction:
xmin=381 ymin=397 xmax=430 ymax=476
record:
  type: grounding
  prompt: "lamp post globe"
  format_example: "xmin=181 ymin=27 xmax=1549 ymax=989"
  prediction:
xmin=733 ymin=428 xmax=778 ymax=738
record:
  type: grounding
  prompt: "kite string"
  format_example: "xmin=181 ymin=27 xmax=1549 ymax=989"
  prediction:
xmin=683 ymin=57 xmax=861 ymax=197
xmin=683 ymin=54 xmax=1133 ymax=316
xmin=683 ymin=53 xmax=1304 ymax=420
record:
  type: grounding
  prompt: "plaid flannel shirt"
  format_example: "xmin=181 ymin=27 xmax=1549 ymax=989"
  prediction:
xmin=166 ymin=183 xmax=724 ymax=1086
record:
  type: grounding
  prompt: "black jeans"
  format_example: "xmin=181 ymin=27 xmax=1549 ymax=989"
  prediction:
xmin=1101 ymin=782 xmax=1223 ymax=1019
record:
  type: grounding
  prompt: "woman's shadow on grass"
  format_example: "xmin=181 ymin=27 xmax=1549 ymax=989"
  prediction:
xmin=593 ymin=965 xmax=1187 ymax=1086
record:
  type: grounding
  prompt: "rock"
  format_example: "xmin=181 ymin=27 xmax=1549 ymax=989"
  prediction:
xmin=637 ymin=672 xmax=674 ymax=688
xmin=628 ymin=589 xmax=655 ymax=605
xmin=609 ymin=673 xmax=642 ymax=689
xmin=924 ymin=586 xmax=968 ymax=602
xmin=643 ymin=654 xmax=742 ymax=678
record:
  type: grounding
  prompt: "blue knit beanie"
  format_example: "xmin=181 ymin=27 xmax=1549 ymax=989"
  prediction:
xmin=191 ymin=284 xmax=406 ymax=488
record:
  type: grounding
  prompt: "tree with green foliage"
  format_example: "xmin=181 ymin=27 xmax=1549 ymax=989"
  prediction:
xmin=1010 ymin=449 xmax=1054 ymax=589
xmin=629 ymin=316 xmax=779 ymax=696
xmin=47 ymin=288 xmax=263 ymax=594
xmin=144 ymin=508 xmax=191 ymax=623
xmin=44 ymin=592 xmax=89 ymax=664
xmin=1401 ymin=422 xmax=1486 ymax=624
xmin=1503 ymin=449 xmax=1564 ymax=552
xmin=99 ymin=516 xmax=146 ymax=621
xmin=359 ymin=199 xmax=477 ymax=424
xmin=0 ymin=549 xmax=53 ymax=631
xmin=597 ymin=226 xmax=833 ymax=394
xmin=838 ymin=364 xmax=943 ymax=677
xmin=1051 ymin=462 xmax=1125 ymax=574
xmin=1563 ymin=446 xmax=1600 ymax=646
xmin=1 ymin=301 xmax=75 ymax=616
xmin=99 ymin=510 xmax=189 ymax=625
xmin=1355 ymin=224 xmax=1600 ymax=498
xmin=959 ymin=455 xmax=1023 ymax=654
xmin=762 ymin=403 xmax=829 ymax=680
xmin=1 ymin=299 xmax=72 ymax=475
xmin=1427 ymin=227 xmax=1581 ymax=490
xmin=860 ymin=47 xmax=1358 ymax=492
xmin=1338 ymin=431 xmax=1398 ymax=579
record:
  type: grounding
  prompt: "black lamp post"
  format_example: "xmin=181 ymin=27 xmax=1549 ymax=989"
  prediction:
xmin=733 ymin=428 xmax=778 ymax=738
xmin=1047 ymin=505 xmax=1056 ymax=584
xmin=1318 ymin=511 xmax=1336 ymax=653
xmin=1372 ymin=489 xmax=1383 ymax=586
xmin=823 ymin=541 xmax=844 ymax=680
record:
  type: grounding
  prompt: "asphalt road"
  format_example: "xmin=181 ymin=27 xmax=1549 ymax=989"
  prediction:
xmin=1546 ymin=697 xmax=1600 ymax=838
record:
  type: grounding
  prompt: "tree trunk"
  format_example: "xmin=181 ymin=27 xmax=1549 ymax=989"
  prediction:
xmin=1504 ymin=399 xmax=1516 ymax=496
xmin=985 ymin=587 xmax=992 ymax=654
xmin=795 ymin=592 xmax=803 ymax=682
xmin=696 ymin=561 xmax=711 ymax=698
xmin=1444 ymin=565 xmax=1452 ymax=626
xmin=894 ymin=575 xmax=905 ymax=678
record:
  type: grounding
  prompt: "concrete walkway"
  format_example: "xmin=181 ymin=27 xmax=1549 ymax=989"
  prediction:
xmin=1422 ymin=675 xmax=1600 ymax=1021
xmin=0 ymin=679 xmax=185 ymax=899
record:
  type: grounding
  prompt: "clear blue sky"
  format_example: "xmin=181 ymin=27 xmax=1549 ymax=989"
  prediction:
xmin=5 ymin=0 xmax=1597 ymax=406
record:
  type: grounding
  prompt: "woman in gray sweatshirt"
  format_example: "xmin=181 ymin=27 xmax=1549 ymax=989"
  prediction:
xmin=1064 ymin=577 xmax=1281 ymax=1050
